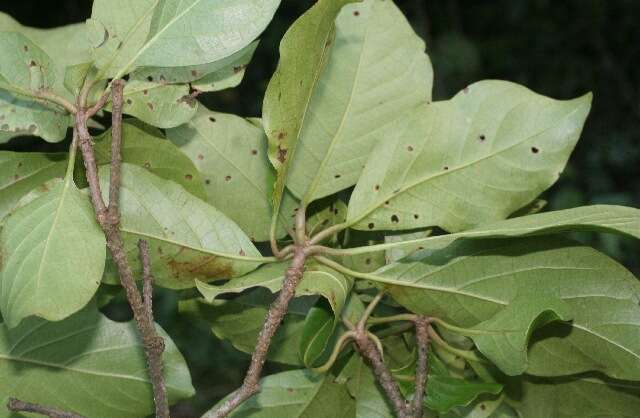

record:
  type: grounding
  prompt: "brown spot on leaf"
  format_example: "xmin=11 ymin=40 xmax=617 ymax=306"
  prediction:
xmin=147 ymin=102 xmax=154 ymax=111
xmin=334 ymin=174 xmax=341 ymax=179
xmin=479 ymin=134 xmax=486 ymax=141
xmin=126 ymin=99 xmax=132 ymax=105
xmin=197 ymin=154 xmax=204 ymax=160
xmin=239 ymin=249 xmax=246 ymax=256
xmin=365 ymin=258 xmax=371 ymax=265
xmin=251 ymin=149 xmax=258 ymax=155
xmin=29 ymin=60 xmax=37 ymax=67
xmin=277 ymin=131 xmax=287 ymax=140
xmin=407 ymin=145 xmax=414 ymax=151
xmin=23 ymin=45 xmax=28 ymax=52
xmin=531 ymin=146 xmax=539 ymax=154
xmin=413 ymin=214 xmax=419 ymax=219
xmin=191 ymin=70 xmax=198 ymax=77
xmin=209 ymin=116 xmax=216 ymax=122
xmin=391 ymin=214 xmax=399 ymax=223
xmin=185 ymin=174 xmax=193 ymax=180
xmin=205 ymin=179 xmax=211 ymax=185
xmin=143 ymin=89 xmax=148 ymax=95
xmin=463 ymin=86 xmax=469 ymax=93
xmin=368 ymin=223 xmax=375 ymax=229
xmin=143 ymin=162 xmax=151 ymax=169
xmin=353 ymin=10 xmax=360 ymax=16
xmin=177 ymin=95 xmax=197 ymax=108
xmin=167 ymin=255 xmax=234 ymax=281
xmin=277 ymin=146 xmax=287 ymax=163
xmin=233 ymin=64 xmax=247 ymax=74
xmin=224 ymin=175 xmax=232 ymax=181
xmin=147 ymin=76 xmax=154 ymax=82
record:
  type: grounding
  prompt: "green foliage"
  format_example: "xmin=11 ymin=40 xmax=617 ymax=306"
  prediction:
xmin=0 ymin=306 xmax=194 ymax=417
xmin=0 ymin=0 xmax=638 ymax=416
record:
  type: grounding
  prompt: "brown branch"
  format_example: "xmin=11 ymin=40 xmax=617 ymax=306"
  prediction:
xmin=354 ymin=327 xmax=412 ymax=418
xmin=138 ymin=239 xmax=169 ymax=417
xmin=7 ymin=398 xmax=85 ymax=418
xmin=108 ymin=79 xmax=125 ymax=221
xmin=411 ymin=316 xmax=430 ymax=417
xmin=75 ymin=80 xmax=169 ymax=418
xmin=206 ymin=245 xmax=308 ymax=418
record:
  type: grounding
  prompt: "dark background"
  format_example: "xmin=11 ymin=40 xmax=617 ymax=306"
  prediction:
xmin=2 ymin=1 xmax=639 ymax=416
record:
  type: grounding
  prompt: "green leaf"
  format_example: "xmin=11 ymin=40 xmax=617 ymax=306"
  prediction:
xmin=166 ymin=109 xmax=293 ymax=241
xmin=300 ymin=298 xmax=337 ymax=368
xmin=468 ymin=293 xmax=572 ymax=375
xmin=307 ymin=199 xmax=348 ymax=239
xmin=133 ymin=41 xmax=258 ymax=93
xmin=346 ymin=81 xmax=592 ymax=232
xmin=114 ymin=80 xmax=198 ymax=128
xmin=287 ymin=0 xmax=433 ymax=204
xmin=0 ymin=90 xmax=70 ymax=142
xmin=509 ymin=375 xmax=640 ymax=418
xmin=89 ymin=0 xmax=280 ymax=79
xmin=263 ymin=0 xmax=357 ymax=218
xmin=91 ymin=120 xmax=206 ymax=200
xmin=384 ymin=229 xmax=433 ymax=262
xmin=179 ymin=292 xmax=311 ymax=366
xmin=196 ymin=261 xmax=351 ymax=316
xmin=0 ymin=32 xmax=55 ymax=93
xmin=339 ymin=204 xmax=640 ymax=257
xmin=337 ymin=355 xmax=394 ymax=418
xmin=0 ymin=151 xmax=66 ymax=221
xmin=0 ymin=306 xmax=194 ymax=418
xmin=0 ymin=13 xmax=90 ymax=100
xmin=98 ymin=163 xmax=264 ymax=289
xmin=0 ymin=180 xmax=106 ymax=327
xmin=218 ymin=369 xmax=354 ymax=418
xmin=366 ymin=237 xmax=640 ymax=380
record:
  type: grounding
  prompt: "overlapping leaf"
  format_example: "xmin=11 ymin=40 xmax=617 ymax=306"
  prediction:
xmin=510 ymin=375 xmax=640 ymax=418
xmin=0 ymin=179 xmax=105 ymax=327
xmin=180 ymin=291 xmax=311 ymax=365
xmin=91 ymin=121 xmax=206 ymax=199
xmin=337 ymin=355 xmax=395 ymax=418
xmin=0 ymin=151 xmax=66 ymax=221
xmin=367 ymin=237 xmax=640 ymax=380
xmin=197 ymin=261 xmax=351 ymax=316
xmin=213 ymin=370 xmax=354 ymax=418
xmin=263 ymin=0 xmax=357 ymax=218
xmin=167 ymin=109 xmax=295 ymax=241
xmin=0 ymin=306 xmax=194 ymax=418
xmin=339 ymin=204 xmax=640 ymax=256
xmin=468 ymin=293 xmax=572 ymax=375
xmin=347 ymin=81 xmax=591 ymax=232
xmin=88 ymin=0 xmax=280 ymax=79
xmin=133 ymin=42 xmax=258 ymax=93
xmin=97 ymin=163 xmax=264 ymax=289
xmin=287 ymin=0 xmax=433 ymax=204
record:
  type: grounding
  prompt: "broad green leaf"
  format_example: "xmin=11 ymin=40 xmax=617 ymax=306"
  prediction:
xmin=299 ymin=299 xmax=336 ymax=367
xmin=509 ymin=375 xmax=640 ymax=418
xmin=98 ymin=163 xmax=264 ymax=289
xmin=213 ymin=369 xmax=354 ymax=418
xmin=0 ymin=14 xmax=90 ymax=99
xmin=394 ymin=349 xmax=503 ymax=414
xmin=0 ymin=90 xmax=70 ymax=142
xmin=288 ymin=0 xmax=433 ymax=204
xmin=0 ymin=151 xmax=66 ymax=221
xmin=196 ymin=261 xmax=351 ymax=316
xmin=110 ymin=80 xmax=198 ymax=128
xmin=442 ymin=397 xmax=517 ymax=418
xmin=338 ymin=204 xmax=640 ymax=256
xmin=133 ymin=41 xmax=258 ymax=93
xmin=337 ymin=355 xmax=394 ymax=418
xmin=0 ymin=32 xmax=55 ymax=94
xmin=91 ymin=120 xmax=206 ymax=199
xmin=179 ymin=292 xmax=312 ymax=366
xmin=167 ymin=109 xmax=294 ymax=241
xmin=347 ymin=81 xmax=592 ymax=232
xmin=0 ymin=306 xmax=194 ymax=418
xmin=367 ymin=237 xmax=640 ymax=380
xmin=263 ymin=0 xmax=357 ymax=218
xmin=89 ymin=0 xmax=280 ymax=78
xmin=0 ymin=180 xmax=105 ymax=328
xmin=468 ymin=293 xmax=572 ymax=375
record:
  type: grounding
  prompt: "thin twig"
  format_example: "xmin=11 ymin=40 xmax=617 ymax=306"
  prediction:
xmin=75 ymin=80 xmax=169 ymax=418
xmin=7 ymin=398 xmax=85 ymax=418
xmin=108 ymin=79 xmax=125 ymax=222
xmin=206 ymin=245 xmax=308 ymax=418
xmin=354 ymin=327 xmax=412 ymax=418
xmin=411 ymin=316 xmax=430 ymax=417
xmin=138 ymin=239 xmax=169 ymax=417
